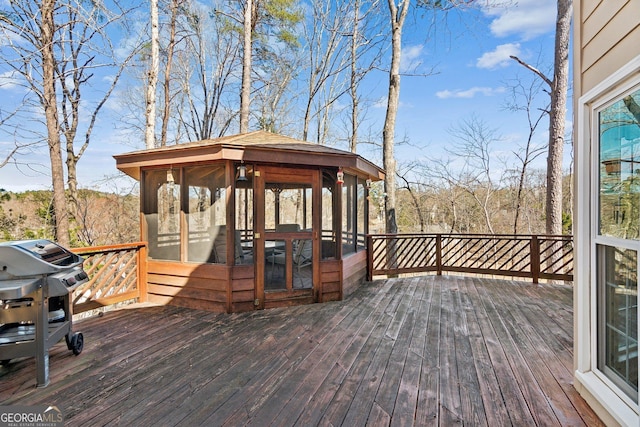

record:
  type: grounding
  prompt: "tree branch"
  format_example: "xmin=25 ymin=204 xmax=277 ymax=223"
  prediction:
xmin=510 ymin=55 xmax=553 ymax=88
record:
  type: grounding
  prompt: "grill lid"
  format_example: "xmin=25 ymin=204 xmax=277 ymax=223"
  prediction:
xmin=0 ymin=239 xmax=82 ymax=279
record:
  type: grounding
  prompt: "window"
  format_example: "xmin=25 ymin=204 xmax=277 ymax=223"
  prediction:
xmin=357 ymin=178 xmax=367 ymax=250
xmin=341 ymin=173 xmax=368 ymax=255
xmin=265 ymin=184 xmax=312 ymax=231
xmin=342 ymin=174 xmax=356 ymax=255
xmin=596 ymin=86 xmax=640 ymax=402
xmin=598 ymin=245 xmax=638 ymax=400
xmin=185 ymin=165 xmax=226 ymax=263
xmin=144 ymin=169 xmax=181 ymax=261
xmin=599 ymin=90 xmax=640 ymax=239
xmin=143 ymin=164 xmax=228 ymax=263
xmin=322 ymin=171 xmax=336 ymax=259
xmin=235 ymin=163 xmax=254 ymax=265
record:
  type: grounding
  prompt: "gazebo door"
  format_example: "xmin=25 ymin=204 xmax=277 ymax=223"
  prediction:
xmin=255 ymin=166 xmax=319 ymax=309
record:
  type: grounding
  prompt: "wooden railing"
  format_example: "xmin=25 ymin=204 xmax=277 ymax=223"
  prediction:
xmin=366 ymin=234 xmax=573 ymax=283
xmin=72 ymin=242 xmax=148 ymax=314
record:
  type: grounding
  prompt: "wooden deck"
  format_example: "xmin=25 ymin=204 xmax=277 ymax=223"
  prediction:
xmin=1 ymin=276 xmax=603 ymax=426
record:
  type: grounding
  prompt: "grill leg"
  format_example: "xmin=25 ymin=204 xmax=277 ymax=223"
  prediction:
xmin=35 ymin=284 xmax=50 ymax=388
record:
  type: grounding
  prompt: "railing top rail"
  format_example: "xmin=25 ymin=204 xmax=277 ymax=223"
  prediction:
xmin=72 ymin=241 xmax=147 ymax=256
xmin=367 ymin=233 xmax=572 ymax=239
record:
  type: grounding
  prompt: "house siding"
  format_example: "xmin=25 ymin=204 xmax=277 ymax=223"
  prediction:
xmin=575 ymin=0 xmax=640 ymax=96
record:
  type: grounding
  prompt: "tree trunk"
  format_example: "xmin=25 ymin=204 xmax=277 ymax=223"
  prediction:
xmin=161 ymin=0 xmax=181 ymax=147
xmin=42 ymin=0 xmax=69 ymax=246
xmin=349 ymin=0 xmax=360 ymax=153
xmin=546 ymin=0 xmax=572 ymax=236
xmin=240 ymin=0 xmax=252 ymax=134
xmin=145 ymin=0 xmax=159 ymax=149
xmin=383 ymin=0 xmax=409 ymax=234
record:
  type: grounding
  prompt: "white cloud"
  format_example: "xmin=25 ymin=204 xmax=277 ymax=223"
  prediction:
xmin=436 ymin=86 xmax=506 ymax=99
xmin=0 ymin=70 xmax=21 ymax=90
xmin=476 ymin=43 xmax=521 ymax=69
xmin=483 ymin=0 xmax=556 ymax=40
xmin=373 ymin=96 xmax=387 ymax=109
xmin=400 ymin=44 xmax=424 ymax=73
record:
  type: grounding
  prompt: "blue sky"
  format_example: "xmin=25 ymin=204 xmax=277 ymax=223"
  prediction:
xmin=0 ymin=0 xmax=562 ymax=193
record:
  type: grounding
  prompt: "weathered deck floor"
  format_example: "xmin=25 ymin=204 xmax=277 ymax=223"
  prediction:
xmin=1 ymin=276 xmax=602 ymax=426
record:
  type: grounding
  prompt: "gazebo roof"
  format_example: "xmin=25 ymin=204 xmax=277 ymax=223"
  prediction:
xmin=114 ymin=131 xmax=385 ymax=181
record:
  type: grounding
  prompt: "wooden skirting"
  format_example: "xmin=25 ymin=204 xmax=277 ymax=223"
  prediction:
xmin=147 ymin=260 xmax=230 ymax=313
xmin=145 ymin=254 xmax=369 ymax=313
xmin=342 ymin=251 xmax=367 ymax=297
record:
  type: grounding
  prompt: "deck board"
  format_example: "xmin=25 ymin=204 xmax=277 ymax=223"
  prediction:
xmin=0 ymin=275 xmax=603 ymax=426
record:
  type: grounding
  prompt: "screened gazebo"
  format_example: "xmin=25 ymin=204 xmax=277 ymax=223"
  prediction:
xmin=114 ymin=131 xmax=384 ymax=312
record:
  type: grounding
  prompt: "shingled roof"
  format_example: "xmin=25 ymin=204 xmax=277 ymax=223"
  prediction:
xmin=114 ymin=131 xmax=384 ymax=181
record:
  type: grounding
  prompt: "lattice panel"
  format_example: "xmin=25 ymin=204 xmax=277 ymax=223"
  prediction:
xmin=441 ymin=236 xmax=531 ymax=274
xmin=73 ymin=245 xmax=143 ymax=312
xmin=372 ymin=235 xmax=437 ymax=272
xmin=539 ymin=236 xmax=574 ymax=276
xmin=368 ymin=234 xmax=573 ymax=282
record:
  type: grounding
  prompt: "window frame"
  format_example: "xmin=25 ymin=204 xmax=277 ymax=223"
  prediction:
xmin=592 ymin=85 xmax=640 ymax=408
xmin=576 ymin=56 xmax=640 ymax=423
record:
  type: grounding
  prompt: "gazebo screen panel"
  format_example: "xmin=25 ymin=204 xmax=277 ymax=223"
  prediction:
xmin=185 ymin=165 xmax=226 ymax=263
xmin=143 ymin=168 xmax=181 ymax=261
xmin=235 ymin=164 xmax=254 ymax=265
xmin=357 ymin=178 xmax=367 ymax=250
xmin=322 ymin=171 xmax=337 ymax=260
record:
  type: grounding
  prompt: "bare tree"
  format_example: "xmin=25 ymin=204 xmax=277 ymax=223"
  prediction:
xmin=510 ymin=0 xmax=572 ymax=236
xmin=503 ymin=73 xmax=548 ymax=233
xmin=1 ymin=0 xmax=69 ymax=245
xmin=382 ymin=0 xmax=410 ymax=234
xmin=159 ymin=0 xmax=186 ymax=147
xmin=146 ymin=0 xmax=160 ymax=149
xmin=1 ymin=0 xmax=139 ymax=245
xmin=253 ymin=44 xmax=301 ymax=134
xmin=176 ymin=4 xmax=241 ymax=140
xmin=43 ymin=0 xmax=69 ymax=245
xmin=239 ymin=0 xmax=253 ymax=133
xmin=56 ymin=4 xmax=138 ymax=221
xmin=217 ymin=0 xmax=301 ymax=134
xmin=447 ymin=117 xmax=504 ymax=233
xmin=301 ymin=0 xmax=351 ymax=143
xmin=396 ymin=163 xmax=427 ymax=231
xmin=382 ymin=0 xmax=476 ymax=234
xmin=0 ymin=101 xmax=24 ymax=167
xmin=347 ymin=0 xmax=385 ymax=152
xmin=424 ymin=116 xmax=504 ymax=234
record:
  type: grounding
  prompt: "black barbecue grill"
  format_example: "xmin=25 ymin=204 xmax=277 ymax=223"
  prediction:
xmin=0 ymin=239 xmax=88 ymax=387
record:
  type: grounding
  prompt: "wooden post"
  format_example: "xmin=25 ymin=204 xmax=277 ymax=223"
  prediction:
xmin=531 ymin=235 xmax=540 ymax=284
xmin=367 ymin=235 xmax=373 ymax=281
xmin=436 ymin=234 xmax=442 ymax=276
xmin=138 ymin=242 xmax=148 ymax=302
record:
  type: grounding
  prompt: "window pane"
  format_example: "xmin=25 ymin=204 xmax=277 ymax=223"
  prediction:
xmin=322 ymin=171 xmax=336 ymax=259
xmin=185 ymin=165 xmax=226 ymax=263
xmin=265 ymin=240 xmax=286 ymax=290
xmin=342 ymin=174 xmax=356 ymax=255
xmin=599 ymin=88 xmax=640 ymax=239
xmin=292 ymin=239 xmax=313 ymax=289
xmin=235 ymin=165 xmax=253 ymax=265
xmin=144 ymin=169 xmax=181 ymax=261
xmin=357 ymin=178 xmax=366 ymax=250
xmin=598 ymin=245 xmax=638 ymax=402
xmin=265 ymin=184 xmax=312 ymax=230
